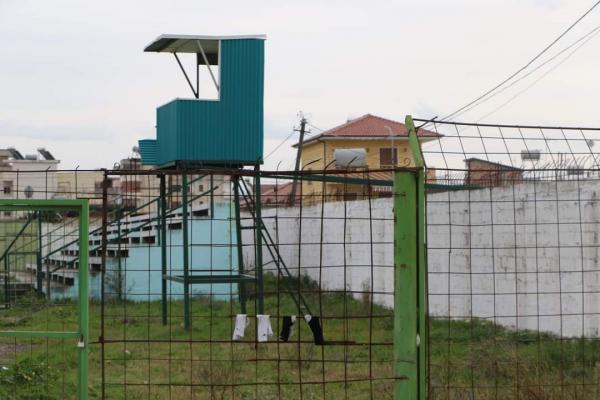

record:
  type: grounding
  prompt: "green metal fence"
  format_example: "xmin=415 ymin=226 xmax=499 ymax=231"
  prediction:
xmin=0 ymin=164 xmax=427 ymax=399
xmin=0 ymin=199 xmax=89 ymax=400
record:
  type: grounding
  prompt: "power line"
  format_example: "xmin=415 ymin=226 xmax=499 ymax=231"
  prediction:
xmin=425 ymin=28 xmax=600 ymax=144
xmin=264 ymin=121 xmax=317 ymax=162
xmin=307 ymin=122 xmax=325 ymax=132
xmin=439 ymin=0 xmax=600 ymax=123
xmin=264 ymin=130 xmax=296 ymax=160
xmin=474 ymin=26 xmax=600 ymax=123
xmin=451 ymin=23 xmax=600 ymax=121
xmin=264 ymin=117 xmax=322 ymax=163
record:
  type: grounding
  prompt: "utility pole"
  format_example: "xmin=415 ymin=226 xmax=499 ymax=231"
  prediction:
xmin=290 ymin=113 xmax=308 ymax=205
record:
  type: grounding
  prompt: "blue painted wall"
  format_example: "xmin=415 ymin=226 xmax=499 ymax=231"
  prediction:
xmin=50 ymin=203 xmax=239 ymax=301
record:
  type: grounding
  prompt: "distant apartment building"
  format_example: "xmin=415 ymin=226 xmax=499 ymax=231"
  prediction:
xmin=0 ymin=147 xmax=230 ymax=215
xmin=0 ymin=148 xmax=60 ymax=204
xmin=55 ymin=171 xmax=120 ymax=207
xmin=113 ymin=157 xmax=231 ymax=214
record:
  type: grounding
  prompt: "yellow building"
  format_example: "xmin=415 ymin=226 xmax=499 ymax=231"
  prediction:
xmin=294 ymin=114 xmax=440 ymax=204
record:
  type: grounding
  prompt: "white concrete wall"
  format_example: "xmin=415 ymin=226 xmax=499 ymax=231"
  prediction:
xmin=428 ymin=180 xmax=600 ymax=338
xmin=241 ymin=198 xmax=395 ymax=308
xmin=243 ymin=179 xmax=600 ymax=338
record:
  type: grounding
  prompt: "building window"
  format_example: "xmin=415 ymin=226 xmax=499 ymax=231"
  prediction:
xmin=3 ymin=181 xmax=13 ymax=195
xmin=379 ymin=148 xmax=398 ymax=168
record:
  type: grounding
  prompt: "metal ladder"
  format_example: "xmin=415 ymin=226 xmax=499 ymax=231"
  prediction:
xmin=235 ymin=175 xmax=312 ymax=316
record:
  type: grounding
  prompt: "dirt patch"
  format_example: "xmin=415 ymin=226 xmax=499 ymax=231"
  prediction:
xmin=0 ymin=343 xmax=30 ymax=363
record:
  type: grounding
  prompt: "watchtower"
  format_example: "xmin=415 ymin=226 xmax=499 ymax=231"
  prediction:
xmin=139 ymin=34 xmax=266 ymax=167
xmin=137 ymin=34 xmax=269 ymax=329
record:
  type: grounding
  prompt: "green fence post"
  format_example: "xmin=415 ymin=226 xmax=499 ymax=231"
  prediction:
xmin=393 ymin=115 xmax=428 ymax=399
xmin=416 ymin=167 xmax=426 ymax=399
xmin=78 ymin=199 xmax=89 ymax=400
xmin=394 ymin=171 xmax=418 ymax=399
xmin=160 ymin=175 xmax=168 ymax=325
xmin=182 ymin=174 xmax=191 ymax=330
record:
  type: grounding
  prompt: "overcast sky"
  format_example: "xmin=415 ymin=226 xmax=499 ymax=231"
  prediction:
xmin=1 ymin=0 xmax=599 ymax=170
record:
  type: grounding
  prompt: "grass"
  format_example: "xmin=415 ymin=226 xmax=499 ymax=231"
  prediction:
xmin=0 ymin=274 xmax=395 ymax=400
xmin=429 ymin=318 xmax=600 ymax=399
xmin=1 ymin=275 xmax=600 ymax=399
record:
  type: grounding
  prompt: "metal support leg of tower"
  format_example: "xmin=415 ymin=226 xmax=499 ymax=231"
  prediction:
xmin=182 ymin=174 xmax=191 ymax=330
xmin=254 ymin=165 xmax=264 ymax=315
xmin=233 ymin=177 xmax=247 ymax=314
xmin=160 ymin=175 xmax=168 ymax=325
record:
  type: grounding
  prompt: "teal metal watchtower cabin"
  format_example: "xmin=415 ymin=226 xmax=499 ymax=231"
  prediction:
xmin=138 ymin=34 xmax=270 ymax=330
xmin=139 ymin=34 xmax=266 ymax=167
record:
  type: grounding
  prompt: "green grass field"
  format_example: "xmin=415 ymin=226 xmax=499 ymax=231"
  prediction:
xmin=428 ymin=318 xmax=600 ymax=399
xmin=1 ymin=280 xmax=600 ymax=399
xmin=0 ymin=279 xmax=396 ymax=400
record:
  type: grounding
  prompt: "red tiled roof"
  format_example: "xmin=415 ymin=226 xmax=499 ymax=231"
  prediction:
xmin=261 ymin=181 xmax=301 ymax=205
xmin=296 ymin=114 xmax=440 ymax=147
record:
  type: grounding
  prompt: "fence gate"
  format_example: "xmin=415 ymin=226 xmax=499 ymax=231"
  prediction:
xmin=0 ymin=199 xmax=89 ymax=400
xmin=96 ymin=165 xmax=431 ymax=399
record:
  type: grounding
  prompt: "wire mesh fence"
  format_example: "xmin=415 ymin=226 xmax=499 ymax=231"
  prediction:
xmin=0 ymin=166 xmax=402 ymax=399
xmin=418 ymin=118 xmax=600 ymax=399
xmin=98 ymin=168 xmax=397 ymax=399
xmin=6 ymin=116 xmax=600 ymax=399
